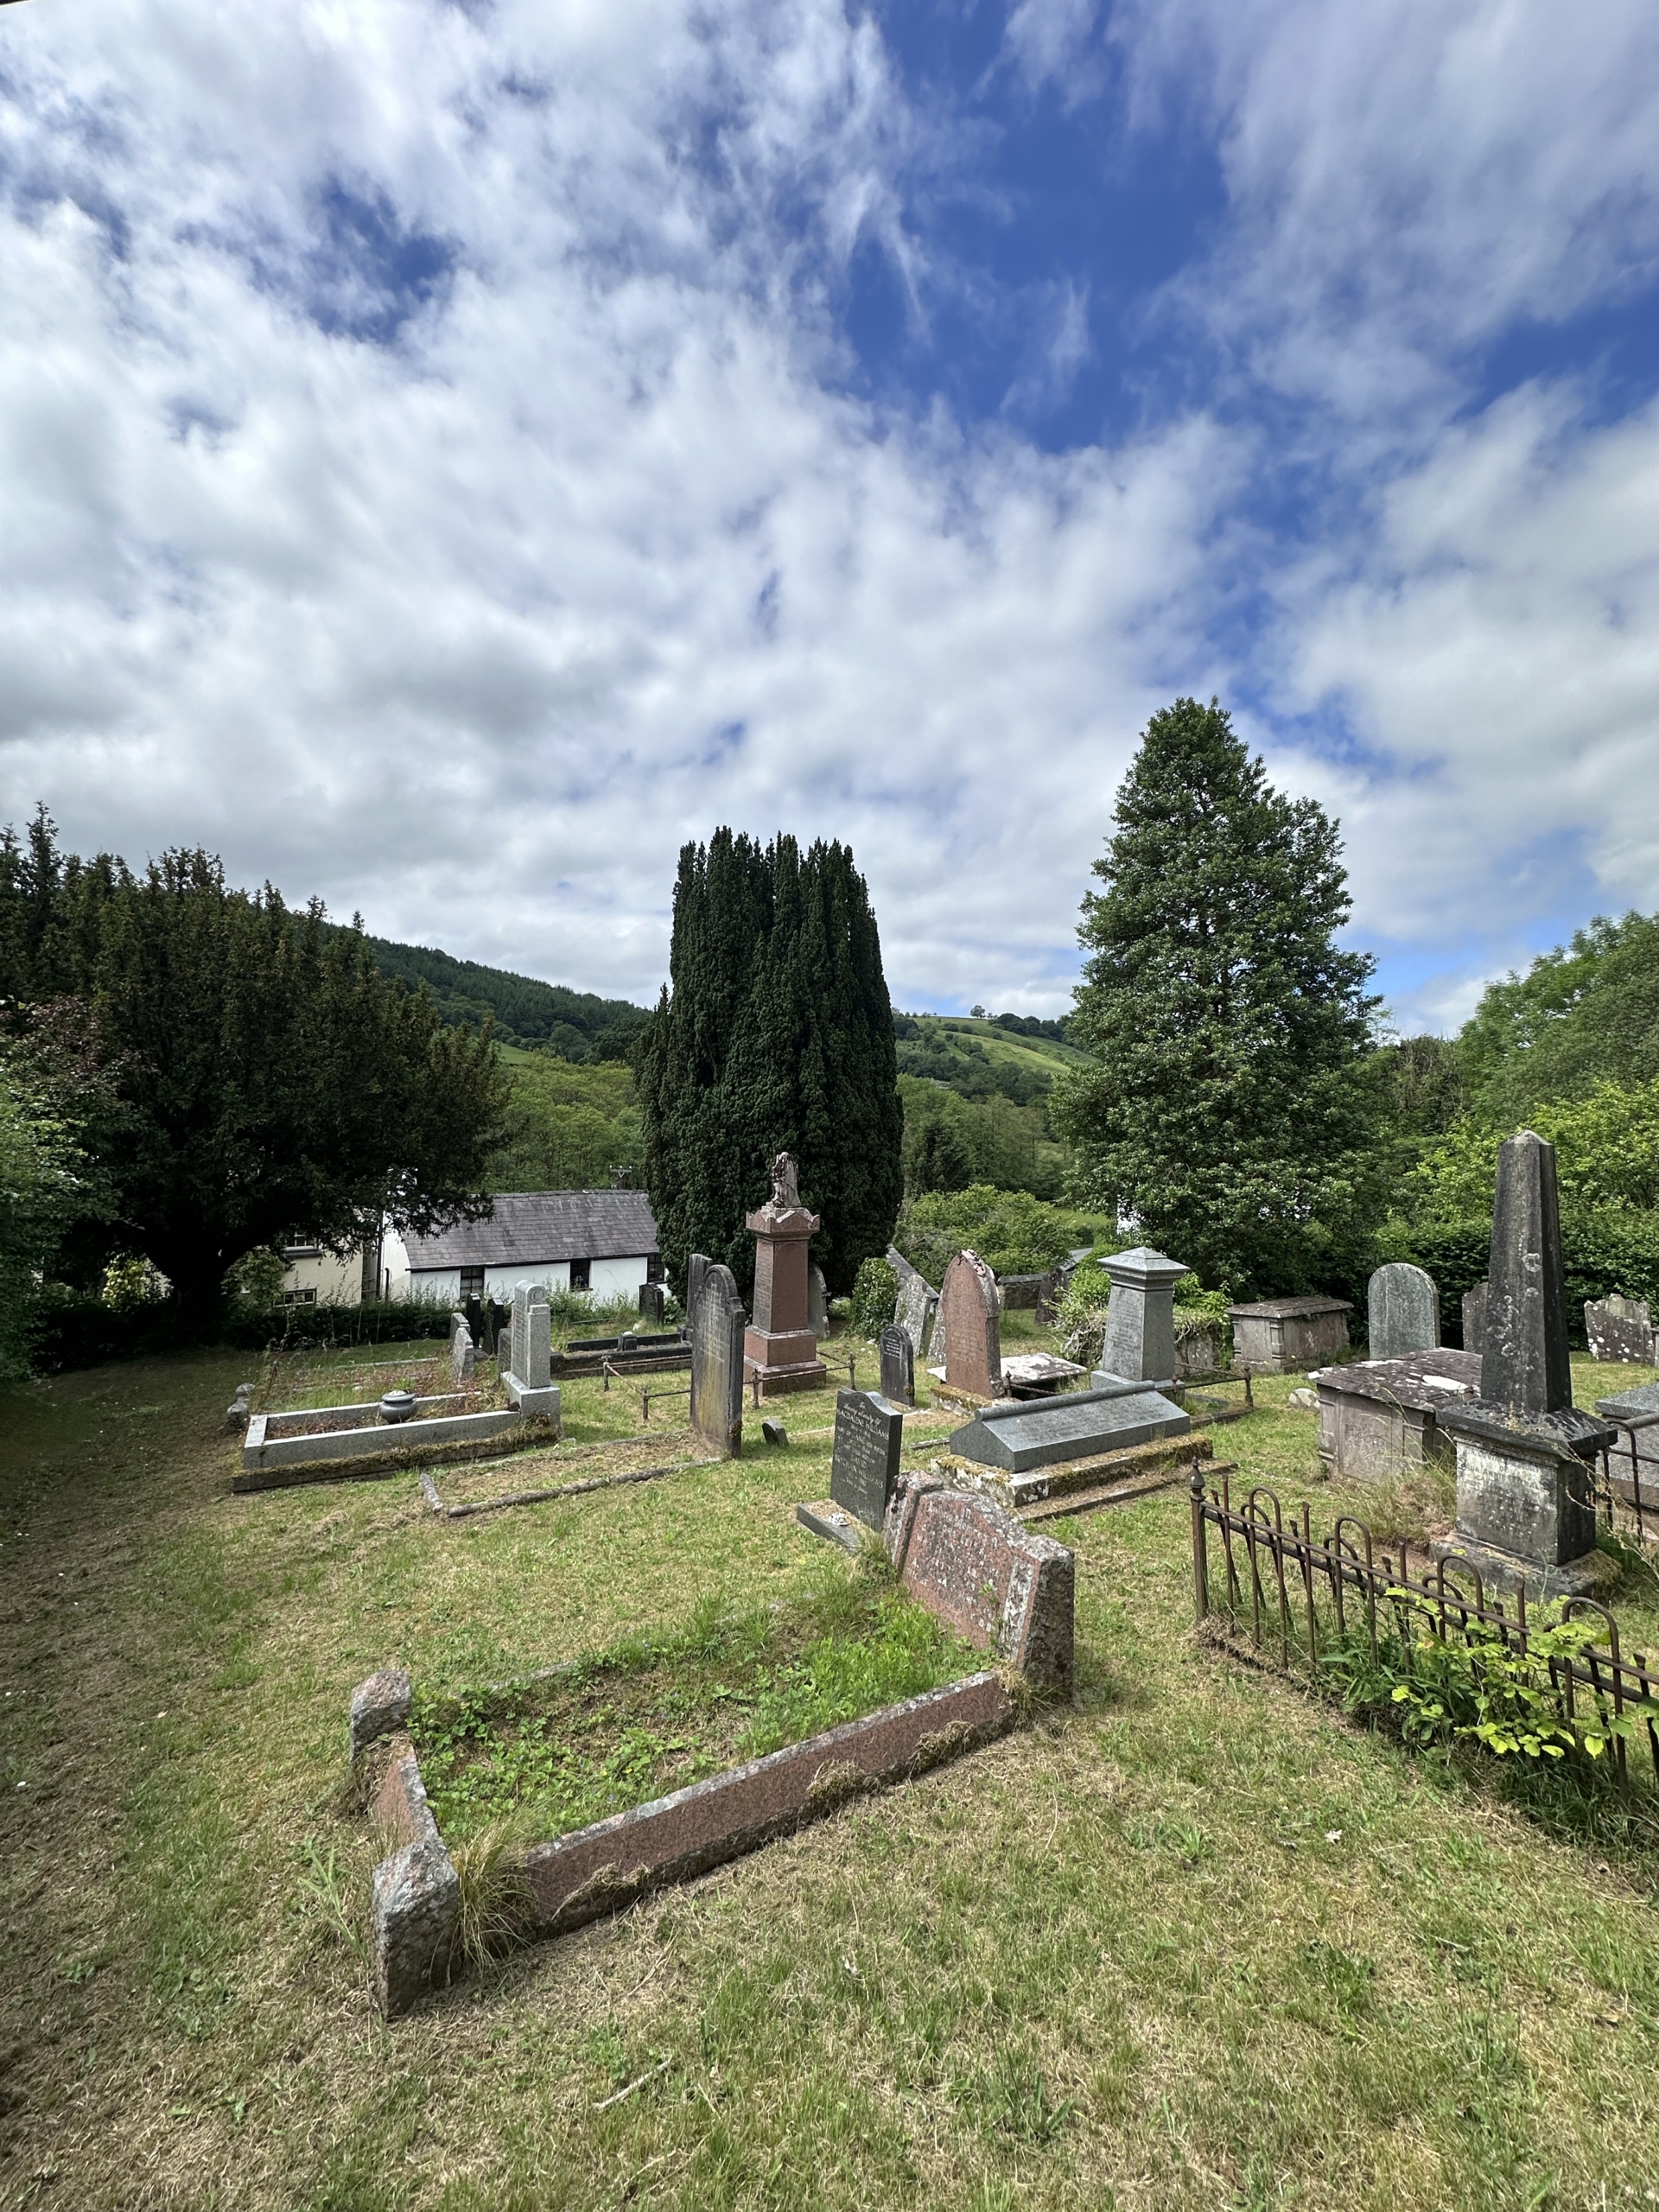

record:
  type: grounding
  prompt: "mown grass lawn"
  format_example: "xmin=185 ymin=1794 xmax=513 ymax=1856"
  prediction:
xmin=3 ymin=1341 xmax=1659 ymax=2209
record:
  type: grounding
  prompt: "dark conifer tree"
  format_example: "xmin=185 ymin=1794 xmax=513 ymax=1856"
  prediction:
xmin=1052 ymin=697 xmax=1385 ymax=1293
xmin=639 ymin=831 xmax=903 ymax=1296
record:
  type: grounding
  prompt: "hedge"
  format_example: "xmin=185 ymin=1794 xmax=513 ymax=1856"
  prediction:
xmin=29 ymin=1291 xmax=457 ymax=1375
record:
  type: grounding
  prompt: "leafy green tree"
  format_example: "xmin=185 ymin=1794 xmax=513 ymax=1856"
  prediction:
xmin=0 ymin=817 xmax=510 ymax=1337
xmin=1459 ymin=911 xmax=1659 ymax=1122
xmin=639 ymin=830 xmax=904 ymax=1294
xmin=902 ymin=1096 xmax=974 ymax=1194
xmin=486 ymin=1057 xmax=643 ymax=1192
xmin=1052 ymin=696 xmax=1383 ymax=1294
xmin=893 ymin=1184 xmax=1077 ymax=1282
xmin=0 ymin=1029 xmax=105 ymax=1378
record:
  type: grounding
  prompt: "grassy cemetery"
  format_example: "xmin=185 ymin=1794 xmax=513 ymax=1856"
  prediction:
xmin=9 ymin=716 xmax=1659 ymax=2208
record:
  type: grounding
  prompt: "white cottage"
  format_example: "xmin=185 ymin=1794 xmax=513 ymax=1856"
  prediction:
xmin=385 ymin=1190 xmax=663 ymax=1306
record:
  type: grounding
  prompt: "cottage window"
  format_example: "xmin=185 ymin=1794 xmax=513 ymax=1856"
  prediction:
xmin=459 ymin=1267 xmax=485 ymax=1300
xmin=569 ymin=1257 xmax=592 ymax=1291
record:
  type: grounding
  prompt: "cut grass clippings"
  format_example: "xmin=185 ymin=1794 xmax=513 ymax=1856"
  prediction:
xmin=411 ymin=1563 xmax=980 ymax=1843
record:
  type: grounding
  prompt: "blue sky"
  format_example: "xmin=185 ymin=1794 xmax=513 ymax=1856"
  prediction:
xmin=2 ymin=0 xmax=1658 ymax=1030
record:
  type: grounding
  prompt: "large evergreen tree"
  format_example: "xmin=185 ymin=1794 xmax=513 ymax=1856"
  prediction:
xmin=0 ymin=814 xmax=510 ymax=1333
xmin=1052 ymin=697 xmax=1384 ymax=1293
xmin=638 ymin=830 xmax=903 ymax=1295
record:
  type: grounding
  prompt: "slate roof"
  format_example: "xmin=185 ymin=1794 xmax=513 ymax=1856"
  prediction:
xmin=404 ymin=1190 xmax=660 ymax=1270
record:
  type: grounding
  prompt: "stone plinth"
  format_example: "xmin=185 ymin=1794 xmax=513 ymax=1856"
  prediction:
xmin=1436 ymin=1399 xmax=1618 ymax=1597
xmin=1367 ymin=1263 xmax=1440 ymax=1360
xmin=938 ymin=1249 xmax=1001 ymax=1397
xmin=1228 ymin=1296 xmax=1352 ymax=1374
xmin=1099 ymin=1246 xmax=1187 ymax=1384
xmin=1312 ymin=1349 xmax=1479 ymax=1482
xmin=743 ymin=1154 xmax=828 ymax=1398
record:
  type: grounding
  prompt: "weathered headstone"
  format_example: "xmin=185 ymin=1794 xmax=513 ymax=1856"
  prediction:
xmin=879 ymin=1322 xmax=914 ymax=1407
xmin=449 ymin=1316 xmax=474 ymax=1385
xmin=950 ymin=1382 xmax=1189 ymax=1475
xmin=889 ymin=1245 xmax=938 ymax=1363
xmin=524 ymin=1292 xmax=551 ymax=1390
xmin=690 ymin=1262 xmax=745 ymax=1458
xmin=743 ymin=1154 xmax=828 ymax=1397
xmin=1097 ymin=1246 xmax=1186 ymax=1383
xmin=807 ymin=1264 xmax=829 ymax=1338
xmin=639 ymin=1280 xmax=666 ymax=1324
xmin=937 ymin=1249 xmax=1001 ymax=1397
xmin=1462 ymin=1280 xmax=1488 ymax=1354
xmin=761 ymin=1416 xmax=787 ymax=1446
xmin=1438 ymin=1131 xmax=1617 ymax=1595
xmin=829 ymin=1389 xmax=906 ymax=1529
xmin=1367 ymin=1262 xmax=1440 ymax=1361
xmin=1586 ymin=1294 xmax=1656 ymax=1365
xmin=687 ymin=1254 xmax=712 ymax=1332
xmin=508 ymin=1285 xmax=528 ymax=1385
xmin=502 ymin=1285 xmax=556 ymax=1414
xmin=884 ymin=1476 xmax=1074 ymax=1693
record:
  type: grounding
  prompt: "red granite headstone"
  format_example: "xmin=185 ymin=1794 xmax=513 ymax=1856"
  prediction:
xmin=937 ymin=1249 xmax=1001 ymax=1396
xmin=743 ymin=1151 xmax=829 ymax=1398
xmin=883 ymin=1474 xmax=1073 ymax=1692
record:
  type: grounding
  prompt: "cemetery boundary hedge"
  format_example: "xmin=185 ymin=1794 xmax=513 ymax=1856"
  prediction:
xmin=29 ymin=1292 xmax=457 ymax=1375
xmin=1376 ymin=1210 xmax=1659 ymax=1347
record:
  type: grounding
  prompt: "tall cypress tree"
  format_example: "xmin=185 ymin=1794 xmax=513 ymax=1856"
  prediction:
xmin=639 ymin=831 xmax=903 ymax=1296
xmin=1052 ymin=697 xmax=1385 ymax=1294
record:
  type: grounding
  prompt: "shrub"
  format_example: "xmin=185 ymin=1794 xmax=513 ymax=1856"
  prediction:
xmin=893 ymin=1185 xmax=1078 ymax=1283
xmin=849 ymin=1256 xmax=898 ymax=1340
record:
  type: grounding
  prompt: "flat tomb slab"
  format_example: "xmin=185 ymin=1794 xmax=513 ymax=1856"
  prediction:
xmin=932 ymin=1430 xmax=1212 ymax=1512
xmin=949 ymin=1383 xmax=1189 ymax=1473
xmin=1595 ymin=1379 xmax=1659 ymax=1430
xmin=1312 ymin=1350 xmax=1481 ymax=1480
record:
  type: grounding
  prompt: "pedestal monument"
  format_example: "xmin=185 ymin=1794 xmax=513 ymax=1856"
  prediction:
xmin=743 ymin=1154 xmax=829 ymax=1399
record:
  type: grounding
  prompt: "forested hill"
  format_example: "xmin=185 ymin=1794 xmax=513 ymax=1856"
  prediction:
xmin=363 ymin=934 xmax=651 ymax=1061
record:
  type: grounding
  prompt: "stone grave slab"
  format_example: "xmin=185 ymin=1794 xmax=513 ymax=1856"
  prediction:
xmin=1001 ymin=1352 xmax=1086 ymax=1397
xmin=884 ymin=1476 xmax=1073 ymax=1692
xmin=879 ymin=1323 xmax=914 ymax=1406
xmin=690 ymin=1262 xmax=745 ymax=1458
xmin=1312 ymin=1348 xmax=1479 ymax=1480
xmin=1367 ymin=1262 xmax=1440 ymax=1360
xmin=1586 ymin=1294 xmax=1656 ymax=1365
xmin=950 ymin=1382 xmax=1189 ymax=1475
xmin=828 ymin=1389 xmax=906 ymax=1530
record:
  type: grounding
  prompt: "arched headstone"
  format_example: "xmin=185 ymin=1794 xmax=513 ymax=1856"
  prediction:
xmin=1367 ymin=1262 xmax=1440 ymax=1361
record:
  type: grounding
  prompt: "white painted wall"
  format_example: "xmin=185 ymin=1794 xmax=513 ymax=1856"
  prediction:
xmin=399 ymin=1253 xmax=654 ymax=1305
xmin=279 ymin=1246 xmax=364 ymax=1307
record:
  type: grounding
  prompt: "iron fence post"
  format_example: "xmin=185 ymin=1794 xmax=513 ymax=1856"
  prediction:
xmin=1190 ymin=1462 xmax=1210 ymax=1623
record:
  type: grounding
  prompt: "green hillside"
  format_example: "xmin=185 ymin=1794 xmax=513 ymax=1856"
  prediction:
xmin=363 ymin=934 xmax=651 ymax=1062
xmin=893 ymin=1013 xmax=1085 ymax=1106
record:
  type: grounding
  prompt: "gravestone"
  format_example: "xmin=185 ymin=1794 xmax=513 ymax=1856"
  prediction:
xmin=1462 ymin=1280 xmax=1488 ymax=1354
xmin=884 ymin=1476 xmax=1074 ymax=1693
xmin=639 ymin=1280 xmax=666 ymax=1324
xmin=687 ymin=1254 xmax=712 ymax=1332
xmin=808 ymin=1264 xmax=829 ymax=1338
xmin=937 ymin=1249 xmax=1001 ymax=1397
xmin=889 ymin=1246 xmax=939 ymax=1363
xmin=1437 ymin=1132 xmax=1617 ymax=1595
xmin=524 ymin=1295 xmax=551 ymax=1389
xmin=449 ymin=1316 xmax=474 ymax=1385
xmin=879 ymin=1322 xmax=914 ymax=1407
xmin=690 ymin=1262 xmax=745 ymax=1458
xmin=950 ymin=1382 xmax=1190 ymax=1475
xmin=1367 ymin=1262 xmax=1440 ymax=1361
xmin=743 ymin=1153 xmax=828 ymax=1397
xmin=1586 ymin=1294 xmax=1656 ymax=1365
xmin=1097 ymin=1246 xmax=1187 ymax=1382
xmin=829 ymin=1389 xmax=906 ymax=1529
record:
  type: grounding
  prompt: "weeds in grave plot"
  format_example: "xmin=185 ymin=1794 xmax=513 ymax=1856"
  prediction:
xmin=410 ymin=1556 xmax=979 ymax=1843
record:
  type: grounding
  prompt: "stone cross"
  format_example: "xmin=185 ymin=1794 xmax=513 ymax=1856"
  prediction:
xmin=1097 ymin=1246 xmax=1186 ymax=1382
xmin=690 ymin=1262 xmax=745 ymax=1458
xmin=937 ymin=1249 xmax=1001 ymax=1397
xmin=879 ymin=1321 xmax=914 ymax=1407
xmin=1367 ymin=1262 xmax=1440 ymax=1361
xmin=1484 ymin=1131 xmax=1572 ymax=1414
